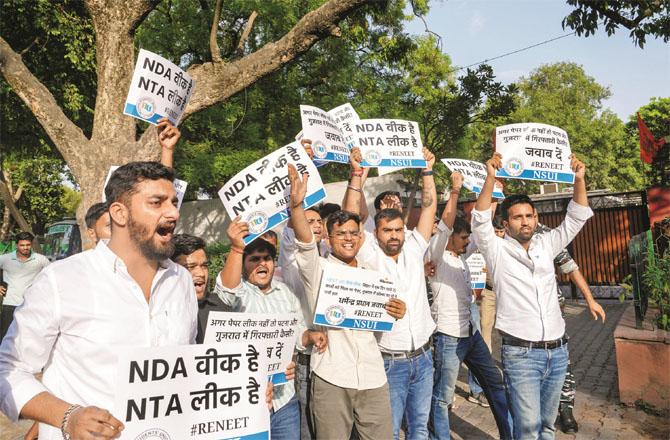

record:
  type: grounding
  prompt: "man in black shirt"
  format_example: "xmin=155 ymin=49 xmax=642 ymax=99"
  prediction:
xmin=171 ymin=234 xmax=229 ymax=343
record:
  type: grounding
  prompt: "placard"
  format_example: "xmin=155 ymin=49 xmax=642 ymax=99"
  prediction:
xmin=355 ymin=119 xmax=426 ymax=168
xmin=114 ymin=344 xmax=270 ymax=440
xmin=466 ymin=252 xmax=487 ymax=289
xmin=205 ymin=312 xmax=299 ymax=385
xmin=218 ymin=142 xmax=326 ymax=244
xmin=328 ymin=102 xmax=359 ymax=150
xmin=300 ymin=105 xmax=350 ymax=163
xmin=495 ymin=123 xmax=574 ymax=184
xmin=124 ymin=49 xmax=195 ymax=126
xmin=314 ymin=263 xmax=399 ymax=331
xmin=441 ymin=158 xmax=505 ymax=199
xmin=102 ymin=165 xmax=187 ymax=209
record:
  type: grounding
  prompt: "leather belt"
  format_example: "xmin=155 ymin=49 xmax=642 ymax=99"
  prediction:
xmin=502 ymin=333 xmax=568 ymax=350
xmin=381 ymin=341 xmax=432 ymax=359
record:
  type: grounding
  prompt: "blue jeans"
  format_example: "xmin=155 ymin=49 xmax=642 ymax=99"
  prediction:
xmin=502 ymin=343 xmax=569 ymax=440
xmin=468 ymin=302 xmax=483 ymax=395
xmin=271 ymin=394 xmax=300 ymax=440
xmin=384 ymin=349 xmax=433 ymax=439
xmin=430 ymin=332 xmax=512 ymax=440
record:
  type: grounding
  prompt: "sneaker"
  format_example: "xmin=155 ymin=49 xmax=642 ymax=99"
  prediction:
xmin=467 ymin=392 xmax=490 ymax=408
xmin=557 ymin=406 xmax=579 ymax=434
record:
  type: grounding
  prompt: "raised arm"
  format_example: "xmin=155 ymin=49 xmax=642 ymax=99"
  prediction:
xmin=287 ymin=164 xmax=312 ymax=244
xmin=157 ymin=118 xmax=180 ymax=168
xmin=570 ymin=154 xmax=588 ymax=207
xmin=218 ymin=218 xmax=248 ymax=289
xmin=415 ymin=148 xmax=438 ymax=242
xmin=474 ymin=152 xmax=502 ymax=213
xmin=427 ymin=172 xmax=462 ymax=261
xmin=342 ymin=147 xmax=363 ymax=214
xmin=358 ymin=167 xmax=370 ymax=223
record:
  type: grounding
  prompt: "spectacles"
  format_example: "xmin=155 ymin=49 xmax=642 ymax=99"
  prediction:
xmin=330 ymin=230 xmax=361 ymax=239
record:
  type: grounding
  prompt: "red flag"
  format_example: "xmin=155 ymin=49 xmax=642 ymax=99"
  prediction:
xmin=637 ymin=113 xmax=664 ymax=164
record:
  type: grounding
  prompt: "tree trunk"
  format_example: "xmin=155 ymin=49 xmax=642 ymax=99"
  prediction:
xmin=0 ymin=180 xmax=41 ymax=252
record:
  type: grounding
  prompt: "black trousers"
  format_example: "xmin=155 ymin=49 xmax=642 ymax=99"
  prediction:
xmin=0 ymin=304 xmax=17 ymax=342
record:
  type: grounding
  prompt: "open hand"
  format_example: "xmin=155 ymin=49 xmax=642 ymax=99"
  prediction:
xmin=226 ymin=216 xmax=249 ymax=250
xmin=288 ymin=164 xmax=309 ymax=209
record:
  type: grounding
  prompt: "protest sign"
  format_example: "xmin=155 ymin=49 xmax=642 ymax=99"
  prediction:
xmin=328 ymin=102 xmax=359 ymax=150
xmin=466 ymin=252 xmax=487 ymax=289
xmin=495 ymin=123 xmax=574 ymax=184
xmin=295 ymin=130 xmax=328 ymax=168
xmin=314 ymin=263 xmax=399 ymax=331
xmin=205 ymin=312 xmax=299 ymax=385
xmin=218 ymin=142 xmax=326 ymax=244
xmin=102 ymin=165 xmax=187 ymax=209
xmin=114 ymin=343 xmax=270 ymax=440
xmin=124 ymin=49 xmax=195 ymax=126
xmin=355 ymin=119 xmax=426 ymax=168
xmin=300 ymin=105 xmax=350 ymax=163
xmin=441 ymin=158 xmax=505 ymax=199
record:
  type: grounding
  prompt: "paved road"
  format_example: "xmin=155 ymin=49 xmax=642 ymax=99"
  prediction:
xmin=2 ymin=302 xmax=668 ymax=439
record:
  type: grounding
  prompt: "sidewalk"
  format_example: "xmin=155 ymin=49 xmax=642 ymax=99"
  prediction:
xmin=448 ymin=301 xmax=670 ymax=439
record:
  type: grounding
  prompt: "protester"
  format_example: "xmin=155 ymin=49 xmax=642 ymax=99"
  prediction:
xmin=278 ymin=206 xmax=325 ymax=440
xmin=472 ymin=152 xmax=593 ymax=440
xmin=287 ymin=151 xmax=407 ymax=439
xmin=0 ymin=161 xmax=198 ymax=439
xmin=0 ymin=232 xmax=50 ymax=341
xmin=84 ymin=202 xmax=111 ymax=244
xmin=216 ymin=220 xmax=328 ymax=440
xmin=344 ymin=147 xmax=437 ymax=439
xmin=426 ymin=171 xmax=511 ymax=440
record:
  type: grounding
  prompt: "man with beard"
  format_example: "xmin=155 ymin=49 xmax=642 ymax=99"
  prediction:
xmin=288 ymin=150 xmax=407 ymax=440
xmin=0 ymin=232 xmax=50 ymax=341
xmin=472 ymin=152 xmax=593 ymax=440
xmin=0 ymin=161 xmax=198 ymax=440
xmin=344 ymin=148 xmax=438 ymax=439
xmin=216 ymin=219 xmax=328 ymax=440
xmin=84 ymin=202 xmax=112 ymax=244
xmin=171 ymin=233 xmax=230 ymax=343
xmin=278 ymin=206 xmax=324 ymax=440
xmin=426 ymin=172 xmax=511 ymax=440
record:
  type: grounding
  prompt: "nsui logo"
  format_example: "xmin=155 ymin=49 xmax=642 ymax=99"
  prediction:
xmin=135 ymin=428 xmax=170 ymax=440
xmin=504 ymin=158 xmax=524 ymax=177
xmin=365 ymin=150 xmax=381 ymax=166
xmin=136 ymin=97 xmax=156 ymax=119
xmin=313 ymin=140 xmax=327 ymax=159
xmin=247 ymin=211 xmax=269 ymax=234
xmin=324 ymin=305 xmax=346 ymax=325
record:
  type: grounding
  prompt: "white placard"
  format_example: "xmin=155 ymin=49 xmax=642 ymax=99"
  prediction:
xmin=205 ymin=312 xmax=299 ymax=385
xmin=441 ymin=158 xmax=505 ymax=199
xmin=300 ymin=105 xmax=350 ymax=163
xmin=114 ymin=344 xmax=270 ymax=440
xmin=328 ymin=103 xmax=359 ymax=150
xmin=102 ymin=165 xmax=187 ymax=209
xmin=218 ymin=142 xmax=326 ymax=244
xmin=314 ymin=263 xmax=400 ymax=332
xmin=124 ymin=49 xmax=194 ymax=126
xmin=355 ymin=119 xmax=426 ymax=168
xmin=495 ymin=123 xmax=574 ymax=184
xmin=466 ymin=252 xmax=487 ymax=289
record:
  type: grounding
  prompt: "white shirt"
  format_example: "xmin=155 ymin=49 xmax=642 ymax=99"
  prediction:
xmin=357 ymin=229 xmax=435 ymax=351
xmin=471 ymin=200 xmax=593 ymax=341
xmin=295 ymin=238 xmax=387 ymax=390
xmin=0 ymin=241 xmax=198 ymax=439
xmin=279 ymin=227 xmax=315 ymax=330
xmin=0 ymin=251 xmax=50 ymax=306
xmin=426 ymin=221 xmax=477 ymax=337
xmin=215 ymin=277 xmax=307 ymax=411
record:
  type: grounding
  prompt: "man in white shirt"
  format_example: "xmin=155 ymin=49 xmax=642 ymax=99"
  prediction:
xmin=287 ymin=153 xmax=407 ymax=440
xmin=0 ymin=161 xmax=198 ymax=440
xmin=0 ymin=231 xmax=50 ymax=341
xmin=472 ymin=152 xmax=593 ymax=440
xmin=344 ymin=148 xmax=437 ymax=439
xmin=426 ymin=172 xmax=511 ymax=440
xmin=216 ymin=218 xmax=327 ymax=440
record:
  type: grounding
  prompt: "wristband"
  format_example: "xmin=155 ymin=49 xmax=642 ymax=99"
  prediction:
xmin=421 ymin=170 xmax=433 ymax=176
xmin=61 ymin=404 xmax=82 ymax=440
xmin=350 ymin=169 xmax=364 ymax=177
xmin=230 ymin=246 xmax=244 ymax=255
xmin=347 ymin=185 xmax=362 ymax=193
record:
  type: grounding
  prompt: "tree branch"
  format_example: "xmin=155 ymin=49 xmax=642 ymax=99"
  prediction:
xmin=0 ymin=37 xmax=89 ymax=179
xmin=182 ymin=0 xmax=365 ymax=119
xmin=235 ymin=10 xmax=258 ymax=57
xmin=210 ymin=0 xmax=223 ymax=63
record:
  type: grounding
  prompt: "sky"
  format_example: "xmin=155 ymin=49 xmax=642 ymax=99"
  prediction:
xmin=405 ymin=0 xmax=670 ymax=121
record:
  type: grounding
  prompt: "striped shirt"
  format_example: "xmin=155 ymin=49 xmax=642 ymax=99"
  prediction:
xmin=215 ymin=276 xmax=306 ymax=411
